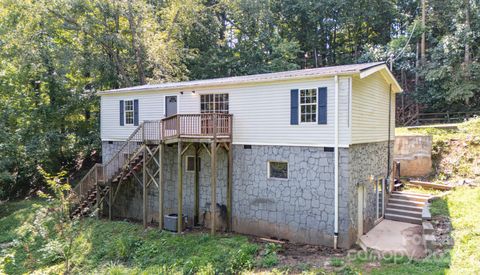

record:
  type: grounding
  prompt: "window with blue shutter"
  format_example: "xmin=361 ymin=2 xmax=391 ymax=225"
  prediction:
xmin=318 ymin=87 xmax=327 ymax=124
xmin=290 ymin=89 xmax=299 ymax=125
xmin=120 ymin=100 xmax=124 ymax=126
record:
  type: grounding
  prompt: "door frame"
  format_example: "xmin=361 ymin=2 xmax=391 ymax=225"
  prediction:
xmin=164 ymin=95 xmax=179 ymax=117
xmin=357 ymin=184 xmax=365 ymax=239
xmin=374 ymin=177 xmax=385 ymax=225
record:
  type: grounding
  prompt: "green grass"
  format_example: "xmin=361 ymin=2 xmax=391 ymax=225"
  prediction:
xmin=0 ymin=199 xmax=259 ymax=274
xmin=2 ymin=188 xmax=479 ymax=274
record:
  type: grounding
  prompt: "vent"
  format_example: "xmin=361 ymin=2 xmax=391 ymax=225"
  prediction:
xmin=324 ymin=147 xmax=334 ymax=152
xmin=243 ymin=145 xmax=252 ymax=149
xmin=108 ymin=141 xmax=113 ymax=144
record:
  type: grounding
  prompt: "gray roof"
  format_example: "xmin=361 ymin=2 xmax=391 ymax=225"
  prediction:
xmin=101 ymin=61 xmax=386 ymax=94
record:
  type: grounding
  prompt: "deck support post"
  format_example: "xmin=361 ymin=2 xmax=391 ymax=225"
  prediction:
xmin=211 ymin=114 xmax=218 ymax=234
xmin=143 ymin=145 xmax=147 ymax=228
xmin=194 ymin=143 xmax=200 ymax=225
xmin=177 ymin=141 xmax=183 ymax=233
xmin=210 ymin=140 xmax=217 ymax=234
xmin=159 ymin=143 xmax=164 ymax=230
xmin=227 ymin=143 xmax=233 ymax=231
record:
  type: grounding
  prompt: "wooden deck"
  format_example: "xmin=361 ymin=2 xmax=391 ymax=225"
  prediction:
xmin=71 ymin=113 xmax=233 ymax=234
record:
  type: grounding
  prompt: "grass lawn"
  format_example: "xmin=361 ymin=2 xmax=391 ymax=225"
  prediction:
xmin=1 ymin=186 xmax=479 ymax=274
xmin=0 ymin=199 xmax=259 ymax=274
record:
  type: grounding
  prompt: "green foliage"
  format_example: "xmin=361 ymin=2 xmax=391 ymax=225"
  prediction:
xmin=260 ymin=253 xmax=279 ymax=268
xmin=329 ymin=257 xmax=345 ymax=267
xmin=258 ymin=242 xmax=281 ymax=268
xmin=1 ymin=0 xmax=478 ymax=198
xmin=0 ymin=200 xmax=259 ymax=274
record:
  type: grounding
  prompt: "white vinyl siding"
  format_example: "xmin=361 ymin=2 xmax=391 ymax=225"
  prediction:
xmin=351 ymin=73 xmax=395 ymax=144
xmin=101 ymin=77 xmax=352 ymax=146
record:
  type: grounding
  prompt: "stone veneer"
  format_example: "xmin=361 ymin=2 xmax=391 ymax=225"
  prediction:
xmin=103 ymin=140 xmax=390 ymax=248
xmin=109 ymin=143 xmax=227 ymax=227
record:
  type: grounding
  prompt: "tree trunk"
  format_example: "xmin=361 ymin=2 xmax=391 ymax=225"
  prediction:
xmin=464 ymin=0 xmax=471 ymax=76
xmin=127 ymin=1 xmax=146 ymax=85
xmin=420 ymin=0 xmax=426 ymax=66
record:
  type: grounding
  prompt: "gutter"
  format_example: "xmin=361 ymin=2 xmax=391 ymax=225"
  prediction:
xmin=333 ymin=75 xmax=340 ymax=249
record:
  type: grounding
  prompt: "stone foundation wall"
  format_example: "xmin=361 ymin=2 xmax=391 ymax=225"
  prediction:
xmin=110 ymin=143 xmax=227 ymax=227
xmin=104 ymin=140 xmax=391 ymax=248
xmin=102 ymin=141 xmax=125 ymax=163
xmin=231 ymin=145 xmax=351 ymax=247
xmin=348 ymin=141 xmax=391 ymax=239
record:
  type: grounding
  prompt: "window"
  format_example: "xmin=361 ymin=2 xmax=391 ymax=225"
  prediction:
xmin=201 ymin=94 xmax=229 ymax=113
xmin=268 ymin=161 xmax=288 ymax=179
xmin=300 ymin=88 xmax=317 ymax=123
xmin=124 ymin=100 xmax=134 ymax=125
xmin=186 ymin=156 xmax=200 ymax=172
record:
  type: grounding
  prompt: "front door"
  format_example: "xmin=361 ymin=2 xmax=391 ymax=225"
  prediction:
xmin=165 ymin=96 xmax=177 ymax=117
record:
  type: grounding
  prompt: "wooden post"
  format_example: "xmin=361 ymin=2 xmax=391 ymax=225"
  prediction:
xmin=227 ymin=143 xmax=233 ymax=231
xmin=142 ymin=145 xmax=147 ymax=228
xmin=194 ymin=144 xmax=200 ymax=225
xmin=210 ymin=114 xmax=217 ymax=234
xmin=210 ymin=140 xmax=217 ymax=234
xmin=177 ymin=141 xmax=183 ymax=233
xmin=109 ymin=182 xmax=112 ymax=220
xmin=159 ymin=143 xmax=164 ymax=230
xmin=95 ymin=166 xmax=100 ymax=219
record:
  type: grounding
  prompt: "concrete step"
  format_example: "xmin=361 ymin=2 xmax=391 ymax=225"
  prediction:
xmin=388 ymin=198 xmax=426 ymax=207
xmin=385 ymin=208 xmax=422 ymax=218
xmin=385 ymin=213 xmax=422 ymax=224
xmin=386 ymin=203 xmax=423 ymax=212
xmin=392 ymin=191 xmax=431 ymax=198
xmin=422 ymin=221 xmax=434 ymax=234
xmin=390 ymin=193 xmax=429 ymax=202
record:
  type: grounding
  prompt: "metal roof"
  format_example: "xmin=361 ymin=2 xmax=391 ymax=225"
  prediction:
xmin=100 ymin=61 xmax=387 ymax=94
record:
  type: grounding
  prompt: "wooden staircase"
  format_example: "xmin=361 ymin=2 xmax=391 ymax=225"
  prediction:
xmin=71 ymin=185 xmax=110 ymax=218
xmin=385 ymin=191 xmax=430 ymax=224
xmin=70 ymin=114 xmax=233 ymax=222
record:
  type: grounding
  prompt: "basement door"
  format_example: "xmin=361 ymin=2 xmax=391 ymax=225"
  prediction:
xmin=374 ymin=178 xmax=385 ymax=223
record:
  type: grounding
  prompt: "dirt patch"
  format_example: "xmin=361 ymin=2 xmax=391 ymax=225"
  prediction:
xmin=250 ymin=236 xmax=355 ymax=272
xmin=432 ymin=216 xmax=454 ymax=250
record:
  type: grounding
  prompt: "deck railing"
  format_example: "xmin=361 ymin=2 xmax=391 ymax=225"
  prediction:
xmin=71 ymin=163 xmax=103 ymax=203
xmin=162 ymin=113 xmax=233 ymax=139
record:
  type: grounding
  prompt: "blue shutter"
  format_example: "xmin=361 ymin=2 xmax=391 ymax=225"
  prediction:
xmin=120 ymin=100 xmax=124 ymax=126
xmin=290 ymin=89 xmax=299 ymax=125
xmin=318 ymin=87 xmax=327 ymax=124
xmin=133 ymin=99 xmax=139 ymax=126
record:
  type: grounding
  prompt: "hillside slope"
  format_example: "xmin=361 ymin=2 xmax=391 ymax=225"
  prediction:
xmin=396 ymin=118 xmax=480 ymax=184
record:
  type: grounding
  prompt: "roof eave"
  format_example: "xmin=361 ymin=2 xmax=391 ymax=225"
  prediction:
xmin=97 ymin=71 xmax=357 ymax=95
xmin=359 ymin=64 xmax=403 ymax=93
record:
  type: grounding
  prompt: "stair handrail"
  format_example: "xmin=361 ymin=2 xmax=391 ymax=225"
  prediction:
xmin=103 ymin=122 xmax=146 ymax=181
xmin=71 ymin=163 xmax=103 ymax=203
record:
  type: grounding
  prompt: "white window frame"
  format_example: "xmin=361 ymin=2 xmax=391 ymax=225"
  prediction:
xmin=124 ymin=100 xmax=134 ymax=125
xmin=299 ymin=88 xmax=318 ymax=124
xmin=185 ymin=155 xmax=196 ymax=172
xmin=200 ymin=93 xmax=229 ymax=114
xmin=267 ymin=161 xmax=289 ymax=180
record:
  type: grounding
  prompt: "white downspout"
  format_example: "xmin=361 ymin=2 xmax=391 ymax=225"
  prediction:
xmin=334 ymin=75 xmax=339 ymax=249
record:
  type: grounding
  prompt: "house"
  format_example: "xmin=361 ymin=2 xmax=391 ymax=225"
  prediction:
xmin=73 ymin=61 xmax=402 ymax=249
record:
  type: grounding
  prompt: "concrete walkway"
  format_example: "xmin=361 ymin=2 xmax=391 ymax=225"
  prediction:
xmin=359 ymin=219 xmax=426 ymax=259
